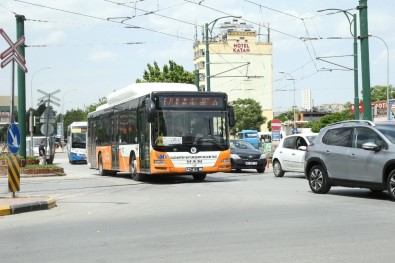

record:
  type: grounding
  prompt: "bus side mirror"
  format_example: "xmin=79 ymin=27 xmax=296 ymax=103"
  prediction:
xmin=229 ymin=106 xmax=236 ymax=127
xmin=145 ymin=98 xmax=156 ymax=123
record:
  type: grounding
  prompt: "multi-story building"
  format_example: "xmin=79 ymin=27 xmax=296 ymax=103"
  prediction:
xmin=193 ymin=19 xmax=273 ymax=131
xmin=301 ymin=88 xmax=312 ymax=111
xmin=0 ymin=96 xmax=18 ymax=128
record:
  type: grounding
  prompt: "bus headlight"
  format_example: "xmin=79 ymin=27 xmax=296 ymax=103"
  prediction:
xmin=154 ymin=160 xmax=166 ymax=165
xmin=222 ymin=158 xmax=230 ymax=163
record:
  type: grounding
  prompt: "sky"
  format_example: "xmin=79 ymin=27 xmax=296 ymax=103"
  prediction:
xmin=0 ymin=0 xmax=394 ymax=115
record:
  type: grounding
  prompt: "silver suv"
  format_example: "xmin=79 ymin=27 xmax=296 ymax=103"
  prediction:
xmin=304 ymin=120 xmax=395 ymax=201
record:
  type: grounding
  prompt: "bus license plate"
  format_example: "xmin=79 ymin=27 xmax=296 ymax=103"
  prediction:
xmin=186 ymin=167 xmax=203 ymax=172
xmin=246 ymin=162 xmax=257 ymax=165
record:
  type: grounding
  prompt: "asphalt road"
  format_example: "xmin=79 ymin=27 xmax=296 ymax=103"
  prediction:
xmin=0 ymin=151 xmax=394 ymax=263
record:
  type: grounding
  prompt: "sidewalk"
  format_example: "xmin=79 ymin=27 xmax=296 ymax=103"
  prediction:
xmin=0 ymin=195 xmax=56 ymax=216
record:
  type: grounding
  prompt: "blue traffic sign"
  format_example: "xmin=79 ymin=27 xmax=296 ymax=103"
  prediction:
xmin=7 ymin=123 xmax=20 ymax=154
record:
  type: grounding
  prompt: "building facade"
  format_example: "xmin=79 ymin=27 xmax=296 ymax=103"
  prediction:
xmin=0 ymin=96 xmax=18 ymax=127
xmin=193 ymin=19 xmax=273 ymax=131
xmin=301 ymin=88 xmax=312 ymax=111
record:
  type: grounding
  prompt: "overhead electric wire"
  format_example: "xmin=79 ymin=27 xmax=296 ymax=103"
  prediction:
xmin=14 ymin=0 xmax=195 ymax=41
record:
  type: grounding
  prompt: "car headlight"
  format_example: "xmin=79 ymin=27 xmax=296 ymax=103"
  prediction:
xmin=231 ymin=154 xmax=241 ymax=160
xmin=260 ymin=154 xmax=266 ymax=159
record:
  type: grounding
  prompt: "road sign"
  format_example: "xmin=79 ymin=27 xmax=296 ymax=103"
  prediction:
xmin=40 ymin=108 xmax=56 ymax=123
xmin=272 ymin=130 xmax=281 ymax=141
xmin=41 ymin=124 xmax=54 ymax=136
xmin=7 ymin=123 xmax=20 ymax=154
xmin=37 ymin=89 xmax=61 ymax=107
xmin=271 ymin=119 xmax=281 ymax=131
xmin=0 ymin=28 xmax=27 ymax=73
xmin=7 ymin=155 xmax=20 ymax=193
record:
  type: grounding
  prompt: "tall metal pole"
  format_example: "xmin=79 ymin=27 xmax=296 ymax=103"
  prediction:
xmin=205 ymin=23 xmax=210 ymax=92
xmin=358 ymin=0 xmax=372 ymax=121
xmin=353 ymin=14 xmax=360 ymax=120
xmin=204 ymin=16 xmax=241 ymax=92
xmin=16 ymin=14 xmax=26 ymax=159
xmin=30 ymin=66 xmax=52 ymax=155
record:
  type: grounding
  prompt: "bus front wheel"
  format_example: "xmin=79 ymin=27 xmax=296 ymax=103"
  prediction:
xmin=193 ymin=174 xmax=206 ymax=181
xmin=130 ymin=155 xmax=144 ymax=181
xmin=98 ymin=154 xmax=107 ymax=176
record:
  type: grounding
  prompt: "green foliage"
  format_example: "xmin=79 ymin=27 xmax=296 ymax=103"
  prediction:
xmin=61 ymin=109 xmax=88 ymax=138
xmin=230 ymin=98 xmax=266 ymax=135
xmin=136 ymin=60 xmax=195 ymax=84
xmin=309 ymin=103 xmax=353 ymax=132
xmin=85 ymin=97 xmax=107 ymax=114
xmin=370 ymin=85 xmax=395 ymax=102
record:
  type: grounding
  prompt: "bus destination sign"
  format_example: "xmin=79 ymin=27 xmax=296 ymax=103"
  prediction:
xmin=159 ymin=96 xmax=223 ymax=108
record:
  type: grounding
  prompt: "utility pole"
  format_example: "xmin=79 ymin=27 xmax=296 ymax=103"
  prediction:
xmin=358 ymin=0 xmax=372 ymax=121
xmin=16 ymin=15 xmax=26 ymax=159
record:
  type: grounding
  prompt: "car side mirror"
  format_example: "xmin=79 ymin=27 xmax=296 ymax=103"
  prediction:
xmin=145 ymin=98 xmax=156 ymax=123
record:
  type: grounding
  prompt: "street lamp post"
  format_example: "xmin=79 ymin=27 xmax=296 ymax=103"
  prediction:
xmin=318 ymin=9 xmax=359 ymax=120
xmin=205 ymin=15 xmax=241 ymax=92
xmin=61 ymin=89 xmax=77 ymax=148
xmin=279 ymin=72 xmax=296 ymax=131
xmin=370 ymin=35 xmax=390 ymax=120
xmin=29 ymin=66 xmax=52 ymax=155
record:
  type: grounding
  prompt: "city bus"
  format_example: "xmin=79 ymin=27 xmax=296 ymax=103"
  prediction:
xmin=67 ymin=121 xmax=87 ymax=164
xmin=87 ymin=82 xmax=235 ymax=181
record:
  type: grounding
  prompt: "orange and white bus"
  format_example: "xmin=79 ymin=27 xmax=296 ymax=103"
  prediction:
xmin=87 ymin=83 xmax=235 ymax=181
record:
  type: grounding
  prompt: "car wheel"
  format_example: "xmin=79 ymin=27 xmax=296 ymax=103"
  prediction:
xmin=273 ymin=160 xmax=284 ymax=177
xmin=387 ymin=170 xmax=395 ymax=201
xmin=308 ymin=164 xmax=331 ymax=194
xmin=257 ymin=168 xmax=265 ymax=173
xmin=193 ymin=174 xmax=206 ymax=181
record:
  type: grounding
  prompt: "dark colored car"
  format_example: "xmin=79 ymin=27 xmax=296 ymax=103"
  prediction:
xmin=230 ymin=139 xmax=266 ymax=173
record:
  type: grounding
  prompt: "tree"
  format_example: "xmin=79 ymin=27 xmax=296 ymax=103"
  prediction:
xmin=370 ymin=85 xmax=394 ymax=102
xmin=85 ymin=97 xmax=107 ymax=114
xmin=230 ymin=98 xmax=266 ymax=135
xmin=136 ymin=60 xmax=195 ymax=84
xmin=309 ymin=103 xmax=353 ymax=132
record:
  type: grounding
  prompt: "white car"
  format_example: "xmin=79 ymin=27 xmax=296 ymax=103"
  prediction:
xmin=272 ymin=133 xmax=317 ymax=177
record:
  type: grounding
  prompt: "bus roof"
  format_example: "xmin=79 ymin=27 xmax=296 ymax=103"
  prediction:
xmin=96 ymin=83 xmax=198 ymax=112
xmin=69 ymin=121 xmax=87 ymax=127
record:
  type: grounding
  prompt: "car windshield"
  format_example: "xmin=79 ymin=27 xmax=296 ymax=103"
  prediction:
xmin=230 ymin=140 xmax=256 ymax=150
xmin=375 ymin=124 xmax=395 ymax=144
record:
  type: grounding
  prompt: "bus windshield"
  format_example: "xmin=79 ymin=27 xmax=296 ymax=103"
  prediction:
xmin=152 ymin=110 xmax=229 ymax=150
xmin=71 ymin=132 xmax=86 ymax=149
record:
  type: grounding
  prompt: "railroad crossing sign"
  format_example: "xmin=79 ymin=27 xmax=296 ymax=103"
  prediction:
xmin=7 ymin=123 xmax=20 ymax=154
xmin=0 ymin=28 xmax=27 ymax=73
xmin=37 ymin=89 xmax=61 ymax=107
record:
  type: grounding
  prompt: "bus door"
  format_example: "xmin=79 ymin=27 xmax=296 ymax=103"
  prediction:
xmin=111 ymin=115 xmax=119 ymax=170
xmin=138 ymin=108 xmax=150 ymax=172
xmin=88 ymin=121 xmax=97 ymax=167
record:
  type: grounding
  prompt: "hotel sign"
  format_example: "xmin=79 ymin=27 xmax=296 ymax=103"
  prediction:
xmin=233 ymin=43 xmax=250 ymax=53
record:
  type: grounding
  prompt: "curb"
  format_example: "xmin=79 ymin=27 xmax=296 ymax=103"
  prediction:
xmin=0 ymin=198 xmax=56 ymax=216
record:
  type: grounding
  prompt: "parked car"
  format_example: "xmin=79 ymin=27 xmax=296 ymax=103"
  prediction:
xmin=26 ymin=136 xmax=56 ymax=164
xmin=304 ymin=120 xmax=395 ymax=201
xmin=272 ymin=133 xmax=317 ymax=177
xmin=230 ymin=139 xmax=266 ymax=173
